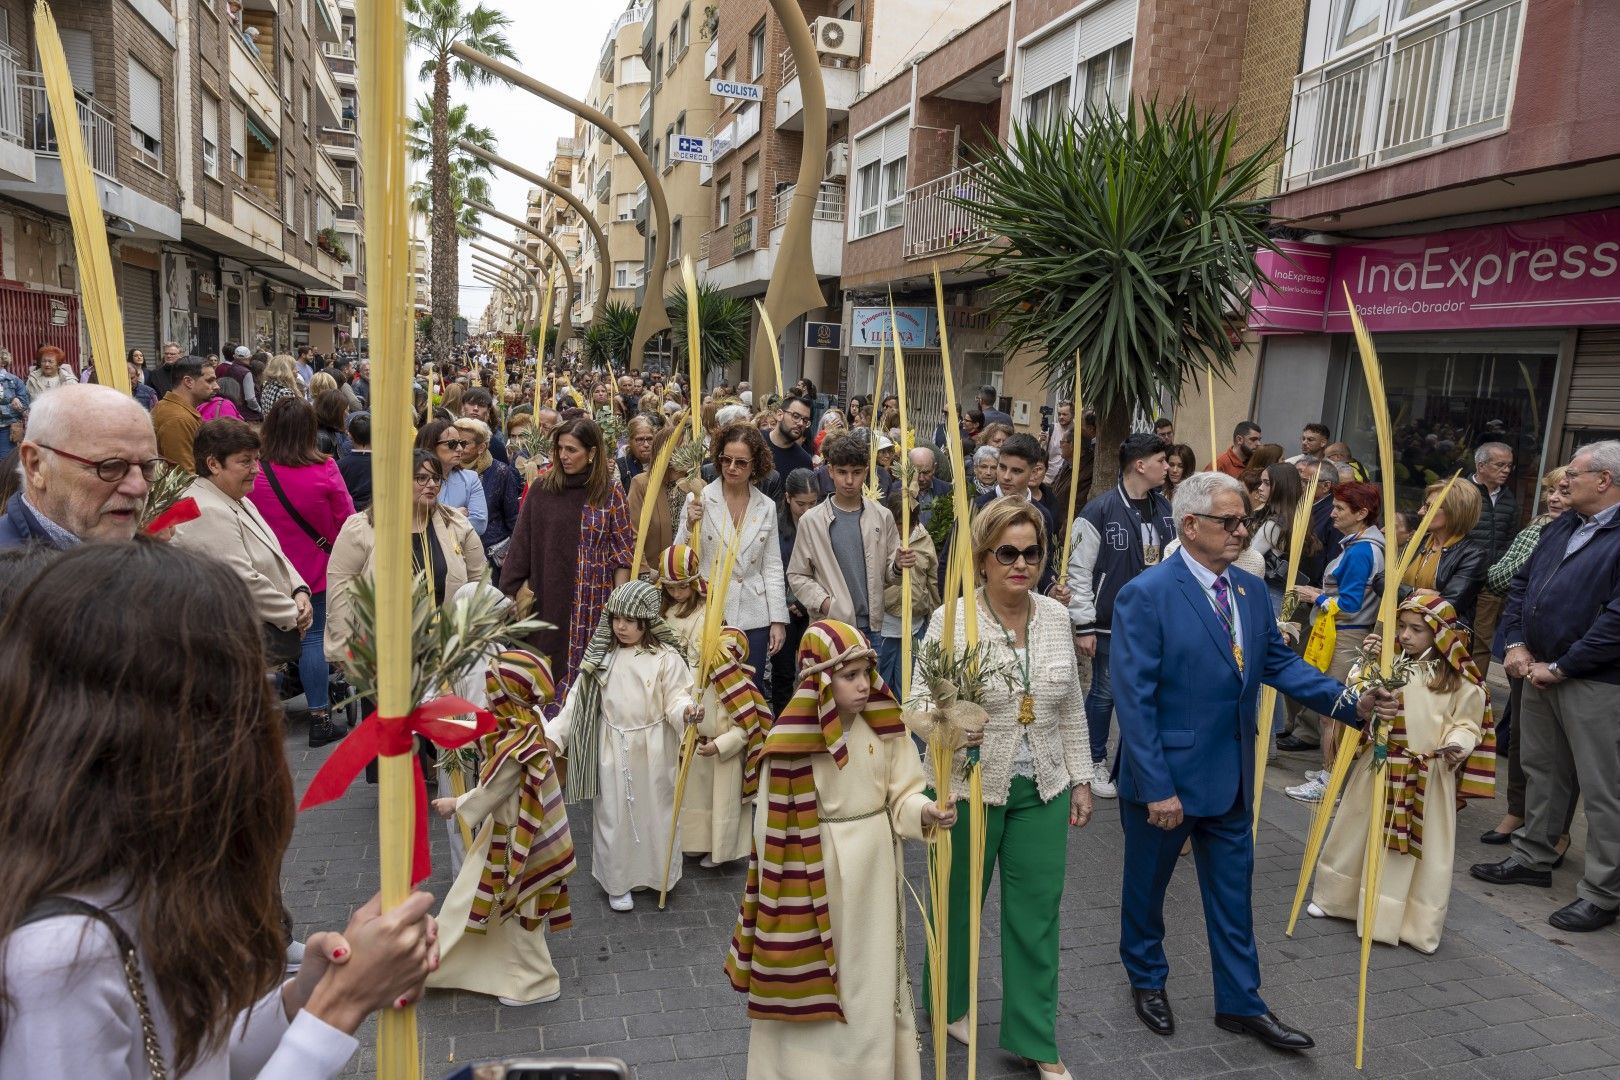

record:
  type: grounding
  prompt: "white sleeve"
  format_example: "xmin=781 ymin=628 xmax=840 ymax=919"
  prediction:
xmin=232 ymin=991 xmax=358 ymax=1080
xmin=1066 ymin=517 xmax=1102 ymax=630
xmin=0 ymin=920 xmax=138 ymax=1078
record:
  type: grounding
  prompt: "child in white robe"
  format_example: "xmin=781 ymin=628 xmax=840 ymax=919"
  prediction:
xmin=656 ymin=543 xmax=706 ymax=671
xmin=546 ymin=579 xmax=697 ymax=911
xmin=680 ymin=626 xmax=770 ymax=867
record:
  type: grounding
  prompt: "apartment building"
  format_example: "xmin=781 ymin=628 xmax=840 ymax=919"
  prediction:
xmin=524 ymin=136 xmax=582 ymax=341
xmin=1245 ymin=0 xmax=1620 ymax=519
xmin=573 ymin=1 xmax=651 ymax=323
xmin=0 ymin=0 xmax=363 ymax=369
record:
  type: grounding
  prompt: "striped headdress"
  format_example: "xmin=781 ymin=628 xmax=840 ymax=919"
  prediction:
xmin=467 ymin=650 xmax=576 ymax=934
xmin=656 ymin=543 xmax=706 ymax=596
xmin=725 ymin=621 xmax=905 ymax=1023
xmin=1382 ymin=594 xmax=1497 ymax=856
xmin=705 ymin=626 xmax=771 ymax=798
xmin=563 ymin=580 xmax=684 ymax=803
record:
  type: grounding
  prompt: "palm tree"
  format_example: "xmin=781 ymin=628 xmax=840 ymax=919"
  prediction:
xmin=953 ymin=100 xmax=1277 ymax=497
xmin=406 ymin=0 xmax=517 ymax=363
xmin=407 ymin=101 xmax=496 ymax=240
xmin=589 ymin=300 xmax=639 ymax=373
xmin=666 ymin=281 xmax=752 ymax=386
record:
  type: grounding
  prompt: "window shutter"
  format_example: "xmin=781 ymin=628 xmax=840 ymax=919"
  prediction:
xmin=1019 ymin=24 xmax=1075 ymax=95
xmin=854 ymin=127 xmax=883 ymax=169
xmin=127 ymin=59 xmax=161 ymax=140
xmin=1078 ymin=0 xmax=1136 ymax=60
xmin=202 ymin=95 xmax=219 ymax=145
xmin=59 ymin=29 xmax=96 ymax=94
xmin=882 ymin=115 xmax=909 ymax=162
xmin=230 ymin=104 xmax=245 ymax=155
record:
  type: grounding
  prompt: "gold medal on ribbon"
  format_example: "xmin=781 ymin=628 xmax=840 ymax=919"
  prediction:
xmin=1144 ymin=545 xmax=1161 ymax=566
xmin=1018 ymin=692 xmax=1036 ymax=725
xmin=1233 ymin=644 xmax=1244 ymax=673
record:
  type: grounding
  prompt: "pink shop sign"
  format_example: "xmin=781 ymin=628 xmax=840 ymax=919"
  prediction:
xmin=1249 ymin=242 xmax=1333 ymax=333
xmin=1248 ymin=210 xmax=1620 ymax=334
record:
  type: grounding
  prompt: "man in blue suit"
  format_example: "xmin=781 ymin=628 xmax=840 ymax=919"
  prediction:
xmin=1110 ymin=471 xmax=1397 ymax=1051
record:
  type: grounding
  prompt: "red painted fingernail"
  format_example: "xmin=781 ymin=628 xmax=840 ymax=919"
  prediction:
xmin=395 ymin=997 xmax=410 ymax=1009
xmin=332 ymin=947 xmax=348 ymax=960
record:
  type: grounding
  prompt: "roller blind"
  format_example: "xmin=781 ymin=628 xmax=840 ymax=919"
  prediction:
xmin=201 ymin=94 xmax=219 ymax=146
xmin=59 ymin=29 xmax=95 ymax=93
xmin=854 ymin=127 xmax=883 ymax=169
xmin=882 ymin=116 xmax=909 ymax=161
xmin=1019 ymin=25 xmax=1075 ymax=95
xmin=127 ymin=59 xmax=161 ymax=140
xmin=1078 ymin=0 xmax=1137 ymax=59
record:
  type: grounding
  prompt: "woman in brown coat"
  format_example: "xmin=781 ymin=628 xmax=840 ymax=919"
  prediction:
xmin=626 ymin=422 xmax=682 ymax=568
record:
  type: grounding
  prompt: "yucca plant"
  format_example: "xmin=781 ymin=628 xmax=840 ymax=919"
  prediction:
xmin=666 ymin=280 xmax=752 ymax=384
xmin=588 ymin=300 xmax=640 ymax=372
xmin=952 ymin=99 xmax=1278 ymax=498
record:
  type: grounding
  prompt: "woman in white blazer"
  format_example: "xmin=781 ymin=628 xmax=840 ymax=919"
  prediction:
xmin=675 ymin=422 xmax=787 ymax=696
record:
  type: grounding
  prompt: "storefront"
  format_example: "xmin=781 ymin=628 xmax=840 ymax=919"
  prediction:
xmin=1249 ymin=208 xmax=1620 ymax=523
xmin=842 ymin=295 xmax=1006 ymax=428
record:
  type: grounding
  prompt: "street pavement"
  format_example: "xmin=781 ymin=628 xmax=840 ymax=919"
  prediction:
xmin=282 ymin=713 xmax=1620 ymax=1080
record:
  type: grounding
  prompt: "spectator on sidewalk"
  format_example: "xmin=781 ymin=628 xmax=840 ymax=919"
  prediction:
xmin=1400 ymin=479 xmax=1486 ymax=628
xmin=1471 ymin=440 xmax=1620 ymax=933
xmin=1467 ymin=441 xmax=1519 ymax=672
xmin=1046 ymin=400 xmax=1074 ymax=472
xmin=1153 ymin=417 xmax=1175 ymax=444
xmin=978 ymin=385 xmax=1013 ymax=430
xmin=151 ymin=357 xmax=217 ymax=473
xmin=1285 ymin=423 xmax=1331 ymax=464
xmin=461 ymin=387 xmax=508 ymax=465
xmin=974 ymin=434 xmax=1057 ymax=589
xmin=338 ymin=412 xmax=373 ymax=511
xmin=25 ymin=346 xmax=75 ymax=401
xmin=1214 ymin=421 xmax=1262 ymax=479
xmin=766 ymin=395 xmax=815 ymax=481
xmin=1323 ymin=442 xmax=1369 ymax=482
xmin=145 ymin=341 xmax=185 ymax=397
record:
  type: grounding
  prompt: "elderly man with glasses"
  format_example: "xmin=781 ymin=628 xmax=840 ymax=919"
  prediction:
xmin=1472 ymin=440 xmax=1620 ymax=933
xmin=0 ymin=383 xmax=159 ymax=549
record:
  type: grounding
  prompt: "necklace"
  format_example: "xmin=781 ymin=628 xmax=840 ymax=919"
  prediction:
xmin=985 ymin=588 xmax=1036 ymax=725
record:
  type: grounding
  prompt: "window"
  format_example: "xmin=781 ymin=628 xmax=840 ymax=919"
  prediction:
xmin=201 ymin=94 xmax=221 ymax=179
xmin=743 ymin=157 xmax=759 ymax=212
xmin=851 ymin=113 xmax=907 ymax=237
xmin=654 ymin=45 xmax=664 ymax=87
xmin=303 ymin=79 xmax=312 ymax=133
xmin=620 ymin=55 xmax=649 ymax=83
xmin=679 ymin=5 xmax=691 ymax=49
xmin=1024 ymin=81 xmax=1070 ymax=130
xmin=127 ymin=59 xmax=162 ymax=169
xmin=670 ymin=216 xmax=683 ymax=262
xmin=1016 ymin=0 xmax=1134 ymax=129
xmin=1083 ymin=41 xmax=1132 ymax=115
xmin=716 ymin=177 xmax=731 ymax=225
xmin=664 ymin=124 xmax=675 ymax=170
xmin=304 ymin=188 xmax=314 ymax=241
xmin=614 ymin=260 xmax=641 ymax=288
xmin=242 ymin=109 xmax=278 ymax=201
xmin=668 ymin=26 xmax=678 ymax=70
xmin=615 ymin=192 xmax=637 ymax=220
xmin=229 ymin=103 xmax=246 ymax=178
xmin=284 ymin=169 xmax=295 ymax=222
xmin=749 ymin=22 xmax=765 ymax=78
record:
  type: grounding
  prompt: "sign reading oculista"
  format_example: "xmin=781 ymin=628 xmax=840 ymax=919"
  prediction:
xmin=1249 ymin=209 xmax=1620 ymax=334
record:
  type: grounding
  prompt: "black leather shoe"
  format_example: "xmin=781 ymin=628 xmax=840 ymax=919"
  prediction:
xmin=1275 ymin=736 xmax=1319 ymax=752
xmin=1469 ymin=857 xmax=1551 ymax=887
xmin=1479 ymin=829 xmax=1512 ymax=845
xmin=1549 ymin=899 xmax=1618 ymax=933
xmin=1132 ymin=988 xmax=1174 ymax=1036
xmin=307 ymin=713 xmax=344 ymax=749
xmin=1215 ymin=1011 xmax=1314 ymax=1051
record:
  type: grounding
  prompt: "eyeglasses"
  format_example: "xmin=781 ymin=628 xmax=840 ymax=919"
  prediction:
xmin=992 ymin=544 xmax=1043 ymax=566
xmin=36 ymin=444 xmax=165 ymax=483
xmin=1565 ymin=467 xmax=1608 ymax=480
xmin=784 ymin=410 xmax=812 ymax=424
xmin=1192 ymin=513 xmax=1249 ymax=535
xmin=414 ymin=473 xmax=443 ymax=487
xmin=718 ymin=454 xmax=752 ymax=470
xmin=438 ymin=439 xmax=470 ymax=451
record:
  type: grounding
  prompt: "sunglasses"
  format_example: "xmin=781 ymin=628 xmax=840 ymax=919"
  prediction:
xmin=992 ymin=544 xmax=1043 ymax=566
xmin=37 ymin=444 xmax=165 ymax=483
xmin=438 ymin=439 xmax=470 ymax=451
xmin=718 ymin=454 xmax=753 ymax=470
xmin=1192 ymin=512 xmax=1248 ymax=535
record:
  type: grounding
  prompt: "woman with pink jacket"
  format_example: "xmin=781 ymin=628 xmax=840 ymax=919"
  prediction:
xmin=247 ymin=398 xmax=355 ymax=747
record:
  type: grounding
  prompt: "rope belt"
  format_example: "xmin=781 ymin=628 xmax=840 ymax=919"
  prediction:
xmin=821 ymin=802 xmax=889 ymax=823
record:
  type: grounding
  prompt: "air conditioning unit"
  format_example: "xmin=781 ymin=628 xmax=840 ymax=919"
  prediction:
xmin=810 ymin=17 xmax=861 ymax=59
xmin=825 ymin=141 xmax=849 ymax=179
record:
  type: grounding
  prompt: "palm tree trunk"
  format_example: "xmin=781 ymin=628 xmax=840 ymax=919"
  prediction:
xmin=430 ymin=59 xmax=456 ymax=363
xmin=1089 ymin=407 xmax=1134 ymax=504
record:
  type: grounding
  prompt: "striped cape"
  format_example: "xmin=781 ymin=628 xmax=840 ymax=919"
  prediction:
xmin=707 ymin=626 xmax=771 ymax=799
xmin=466 ymin=650 xmax=577 ymax=934
xmin=725 ymin=620 xmax=905 ymax=1023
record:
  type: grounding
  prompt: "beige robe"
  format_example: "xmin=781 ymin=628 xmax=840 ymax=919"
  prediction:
xmin=678 ymin=685 xmax=753 ymax=863
xmin=745 ymin=716 xmax=932 ymax=1080
xmin=426 ymin=753 xmax=563 ymax=1002
xmin=547 ymin=645 xmax=693 ymax=896
xmin=664 ymin=605 xmax=705 ymax=671
xmin=1313 ymin=677 xmax=1487 ymax=954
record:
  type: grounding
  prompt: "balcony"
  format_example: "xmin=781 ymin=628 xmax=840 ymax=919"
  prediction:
xmin=315 ymin=148 xmax=343 ymax=206
xmin=594 ymin=168 xmax=611 ymax=204
xmin=775 ymin=47 xmax=859 ymax=132
xmin=16 ymin=70 xmax=116 ymax=179
xmin=705 ymin=38 xmax=719 ymax=77
xmin=902 ymin=164 xmax=990 ymax=260
xmin=229 ymin=33 xmax=282 ymax=139
xmin=1282 ymin=0 xmax=1524 ymax=191
xmin=772 ymin=180 xmax=846 ymax=229
xmin=314 ymin=49 xmax=343 ymax=128
xmin=0 ymin=48 xmax=34 ymax=182
xmin=322 ymin=41 xmax=357 ymax=86
xmin=711 ymin=104 xmax=760 ymax=163
xmin=319 ymin=125 xmax=359 ymax=159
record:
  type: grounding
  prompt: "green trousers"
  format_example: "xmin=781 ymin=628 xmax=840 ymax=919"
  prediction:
xmin=925 ymin=775 xmax=1069 ymax=1063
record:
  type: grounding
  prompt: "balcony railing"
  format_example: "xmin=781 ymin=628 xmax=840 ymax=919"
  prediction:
xmin=1283 ymin=0 xmax=1523 ymax=190
xmin=902 ymin=164 xmax=989 ymax=259
xmin=773 ymin=181 xmax=846 ymax=229
xmin=0 ymin=48 xmax=22 ymax=146
xmin=779 ymin=45 xmax=858 ymax=87
xmin=17 ymin=71 xmax=116 ymax=178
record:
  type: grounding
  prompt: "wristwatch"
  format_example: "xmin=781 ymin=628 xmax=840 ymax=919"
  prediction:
xmin=293 ymin=585 xmax=312 ymax=600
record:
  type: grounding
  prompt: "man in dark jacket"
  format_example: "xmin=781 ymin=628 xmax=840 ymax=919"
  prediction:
xmin=1467 ymin=441 xmax=1518 ymax=670
xmin=337 ymin=413 xmax=373 ymax=511
xmin=1471 ymin=440 xmax=1620 ymax=933
xmin=1063 ymin=432 xmax=1175 ymax=797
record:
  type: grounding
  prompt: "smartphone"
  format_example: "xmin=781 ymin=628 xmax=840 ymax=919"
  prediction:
xmin=441 ymin=1059 xmax=631 ymax=1080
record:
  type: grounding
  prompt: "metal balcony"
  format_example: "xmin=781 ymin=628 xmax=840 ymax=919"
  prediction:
xmin=16 ymin=70 xmax=116 ymax=178
xmin=902 ymin=164 xmax=989 ymax=260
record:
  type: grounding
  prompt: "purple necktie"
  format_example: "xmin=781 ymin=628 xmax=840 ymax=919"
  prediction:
xmin=1212 ymin=576 xmax=1240 ymax=664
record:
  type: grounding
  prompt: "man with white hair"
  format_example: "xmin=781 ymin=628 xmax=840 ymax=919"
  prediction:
xmin=1466 ymin=440 xmax=1518 ymax=671
xmin=1110 ymin=470 xmax=1396 ymax=1049
xmin=0 ymin=383 xmax=158 ymax=548
xmin=1472 ymin=440 xmax=1620 ymax=933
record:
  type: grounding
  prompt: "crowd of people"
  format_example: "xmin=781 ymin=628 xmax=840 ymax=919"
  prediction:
xmin=0 ymin=338 xmax=1615 ymax=1079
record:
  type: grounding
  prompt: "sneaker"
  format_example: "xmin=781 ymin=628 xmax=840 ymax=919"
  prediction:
xmin=1304 ymin=769 xmax=1328 ymax=784
xmin=609 ymin=892 xmax=634 ymax=912
xmin=945 ymin=1016 xmax=971 ymax=1045
xmin=285 ymin=940 xmax=305 ymax=974
xmin=1089 ymin=761 xmax=1117 ymax=800
xmin=1306 ymin=902 xmax=1327 ymax=918
xmin=498 ymin=989 xmax=562 ymax=1007
xmin=1286 ymin=776 xmax=1326 ymax=803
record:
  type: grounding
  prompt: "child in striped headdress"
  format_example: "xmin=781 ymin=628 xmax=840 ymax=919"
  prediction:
xmin=680 ymin=626 xmax=771 ymax=868
xmin=1309 ymin=593 xmax=1496 ymax=953
xmin=430 ymin=649 xmax=576 ymax=1006
xmin=656 ymin=543 xmax=706 ymax=671
xmin=727 ymin=620 xmax=953 ymax=1080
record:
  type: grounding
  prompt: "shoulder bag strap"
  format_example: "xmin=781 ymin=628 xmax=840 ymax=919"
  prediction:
xmin=261 ymin=462 xmax=331 ymax=552
xmin=18 ymin=897 xmax=169 ymax=1079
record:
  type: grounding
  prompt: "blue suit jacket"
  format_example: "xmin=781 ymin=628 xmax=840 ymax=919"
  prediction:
xmin=1111 ymin=554 xmax=1361 ymax=819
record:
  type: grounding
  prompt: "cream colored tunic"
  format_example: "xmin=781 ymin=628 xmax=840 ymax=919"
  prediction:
xmin=664 ymin=605 xmax=705 ymax=671
xmin=1313 ymin=677 xmax=1486 ymax=954
xmin=548 ymin=645 xmax=694 ymax=897
xmin=745 ymin=716 xmax=933 ymax=1080
xmin=678 ymin=685 xmax=753 ymax=863
xmin=427 ymin=753 xmax=562 ymax=1002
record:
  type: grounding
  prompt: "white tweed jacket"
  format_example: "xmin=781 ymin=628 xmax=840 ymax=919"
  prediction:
xmin=675 ymin=479 xmax=788 ymax=631
xmin=918 ymin=591 xmax=1091 ymax=806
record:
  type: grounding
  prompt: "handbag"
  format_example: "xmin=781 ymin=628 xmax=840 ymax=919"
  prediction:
xmin=18 ymin=897 xmax=169 ymax=1079
xmin=263 ymin=621 xmax=303 ymax=663
xmin=261 ymin=461 xmax=331 ymax=553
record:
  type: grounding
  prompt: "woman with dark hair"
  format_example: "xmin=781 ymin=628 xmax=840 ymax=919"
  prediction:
xmin=676 ymin=422 xmax=788 ymax=695
xmin=313 ymin=389 xmax=352 ymax=458
xmin=0 ymin=543 xmax=438 ymax=1078
xmin=771 ymin=467 xmax=821 ymax=713
xmin=1163 ymin=443 xmax=1196 ymax=502
xmin=246 ymin=399 xmax=355 ymax=746
xmin=1241 ymin=442 xmax=1286 ymax=493
xmin=500 ymin=417 xmax=634 ymax=701
xmin=1249 ymin=463 xmax=1318 ymax=616
xmin=414 ymin=419 xmax=488 ymax=535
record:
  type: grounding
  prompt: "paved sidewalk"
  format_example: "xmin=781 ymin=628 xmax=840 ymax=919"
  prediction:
xmin=283 ymin=725 xmax=1620 ymax=1080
